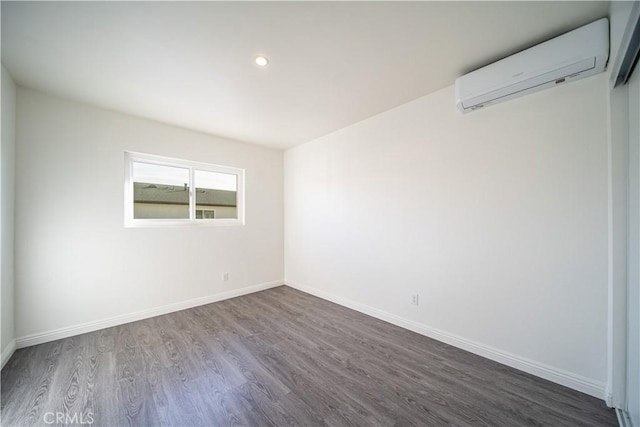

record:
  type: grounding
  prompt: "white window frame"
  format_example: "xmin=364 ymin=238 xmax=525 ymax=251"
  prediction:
xmin=124 ymin=152 xmax=245 ymax=227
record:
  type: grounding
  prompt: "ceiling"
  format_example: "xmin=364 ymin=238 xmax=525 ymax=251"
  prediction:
xmin=1 ymin=1 xmax=610 ymax=150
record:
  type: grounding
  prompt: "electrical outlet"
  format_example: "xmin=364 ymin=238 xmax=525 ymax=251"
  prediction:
xmin=411 ymin=294 xmax=419 ymax=306
xmin=223 ymin=272 xmax=229 ymax=281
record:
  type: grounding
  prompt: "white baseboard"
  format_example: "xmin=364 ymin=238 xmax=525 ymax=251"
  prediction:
xmin=15 ymin=280 xmax=283 ymax=349
xmin=605 ymin=385 xmax=613 ymax=407
xmin=285 ymin=280 xmax=606 ymax=400
xmin=1 ymin=339 xmax=16 ymax=368
xmin=616 ymin=408 xmax=634 ymax=427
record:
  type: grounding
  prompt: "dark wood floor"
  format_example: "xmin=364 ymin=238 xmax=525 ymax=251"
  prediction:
xmin=1 ymin=286 xmax=616 ymax=426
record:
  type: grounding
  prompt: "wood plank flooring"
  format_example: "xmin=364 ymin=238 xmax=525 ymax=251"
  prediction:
xmin=1 ymin=286 xmax=617 ymax=426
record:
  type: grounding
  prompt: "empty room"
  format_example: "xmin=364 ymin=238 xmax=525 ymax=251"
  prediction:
xmin=1 ymin=1 xmax=640 ymax=426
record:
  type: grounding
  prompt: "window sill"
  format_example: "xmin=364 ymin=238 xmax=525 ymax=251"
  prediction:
xmin=124 ymin=219 xmax=245 ymax=228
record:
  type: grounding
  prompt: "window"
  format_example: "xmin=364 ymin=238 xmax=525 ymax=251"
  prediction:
xmin=124 ymin=152 xmax=244 ymax=227
xmin=195 ymin=209 xmax=216 ymax=219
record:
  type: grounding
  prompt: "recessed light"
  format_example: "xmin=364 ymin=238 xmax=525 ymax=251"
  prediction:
xmin=255 ymin=56 xmax=269 ymax=67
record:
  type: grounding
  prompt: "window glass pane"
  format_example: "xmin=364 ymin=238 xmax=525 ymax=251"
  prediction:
xmin=132 ymin=161 xmax=190 ymax=219
xmin=195 ymin=209 xmax=216 ymax=219
xmin=194 ymin=170 xmax=237 ymax=219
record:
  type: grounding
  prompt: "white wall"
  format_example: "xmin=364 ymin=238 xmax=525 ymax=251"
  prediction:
xmin=285 ymin=74 xmax=609 ymax=397
xmin=1 ymin=66 xmax=17 ymax=364
xmin=14 ymin=88 xmax=283 ymax=341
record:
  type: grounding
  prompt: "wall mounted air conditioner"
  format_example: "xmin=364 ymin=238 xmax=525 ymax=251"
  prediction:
xmin=455 ymin=18 xmax=609 ymax=113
